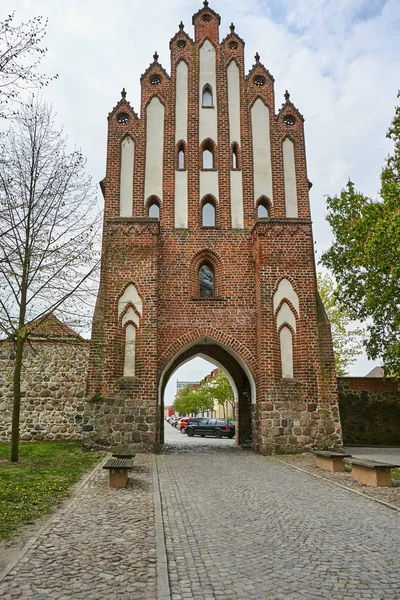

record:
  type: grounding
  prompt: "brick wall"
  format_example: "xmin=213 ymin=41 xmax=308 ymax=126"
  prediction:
xmin=84 ymin=3 xmax=342 ymax=454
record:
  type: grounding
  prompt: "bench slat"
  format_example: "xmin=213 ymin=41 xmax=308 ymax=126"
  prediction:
xmin=112 ymin=452 xmax=136 ymax=459
xmin=313 ymin=451 xmax=352 ymax=458
xmin=349 ymin=459 xmax=397 ymax=469
xmin=103 ymin=458 xmax=133 ymax=470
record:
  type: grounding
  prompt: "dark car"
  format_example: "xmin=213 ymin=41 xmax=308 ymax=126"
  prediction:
xmin=186 ymin=418 xmax=235 ymax=439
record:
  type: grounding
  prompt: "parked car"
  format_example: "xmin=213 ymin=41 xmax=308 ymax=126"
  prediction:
xmin=179 ymin=417 xmax=207 ymax=433
xmin=177 ymin=417 xmax=189 ymax=432
xmin=185 ymin=418 xmax=235 ymax=439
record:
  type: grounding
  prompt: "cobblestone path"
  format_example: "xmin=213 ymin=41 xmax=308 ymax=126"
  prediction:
xmin=158 ymin=432 xmax=400 ymax=600
xmin=0 ymin=455 xmax=157 ymax=600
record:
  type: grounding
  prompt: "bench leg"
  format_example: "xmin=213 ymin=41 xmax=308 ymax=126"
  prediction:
xmin=109 ymin=468 xmax=129 ymax=488
xmin=316 ymin=456 xmax=345 ymax=473
xmin=351 ymin=465 xmax=392 ymax=487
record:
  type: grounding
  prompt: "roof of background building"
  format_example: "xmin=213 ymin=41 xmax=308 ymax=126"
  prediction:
xmin=365 ymin=366 xmax=384 ymax=378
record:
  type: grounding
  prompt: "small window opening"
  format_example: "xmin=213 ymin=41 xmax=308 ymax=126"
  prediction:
xmin=202 ymin=141 xmax=214 ymax=169
xmin=202 ymin=202 xmax=215 ymax=226
xmin=257 ymin=203 xmax=268 ymax=218
xmin=202 ymin=85 xmax=213 ymax=108
xmin=232 ymin=145 xmax=239 ymax=169
xmin=178 ymin=148 xmax=185 ymax=169
xmin=149 ymin=203 xmax=160 ymax=219
xmin=199 ymin=264 xmax=214 ymax=298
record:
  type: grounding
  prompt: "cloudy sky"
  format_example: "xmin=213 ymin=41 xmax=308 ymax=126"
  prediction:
xmin=3 ymin=0 xmax=400 ymax=402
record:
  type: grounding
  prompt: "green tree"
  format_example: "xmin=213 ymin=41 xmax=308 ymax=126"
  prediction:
xmin=317 ymin=272 xmax=365 ymax=376
xmin=321 ymin=94 xmax=400 ymax=381
xmin=173 ymin=385 xmax=214 ymax=416
xmin=0 ymin=99 xmax=100 ymax=462
xmin=206 ymin=372 xmax=234 ymax=417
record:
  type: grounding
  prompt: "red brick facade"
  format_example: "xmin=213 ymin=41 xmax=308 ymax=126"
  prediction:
xmin=84 ymin=2 xmax=342 ymax=453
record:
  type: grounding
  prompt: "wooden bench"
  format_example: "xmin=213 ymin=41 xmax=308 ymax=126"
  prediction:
xmin=349 ymin=458 xmax=397 ymax=487
xmin=313 ymin=451 xmax=352 ymax=473
xmin=103 ymin=458 xmax=133 ymax=488
xmin=112 ymin=451 xmax=136 ymax=459
xmin=112 ymin=445 xmax=136 ymax=460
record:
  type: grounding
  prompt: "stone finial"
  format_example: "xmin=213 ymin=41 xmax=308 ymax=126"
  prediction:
xmin=179 ymin=21 xmax=184 ymax=30
xmin=230 ymin=22 xmax=235 ymax=32
xmin=255 ymin=52 xmax=260 ymax=63
xmin=284 ymin=90 xmax=290 ymax=101
xmin=121 ymin=87 xmax=127 ymax=99
xmin=153 ymin=51 xmax=159 ymax=61
xmin=203 ymin=0 xmax=209 ymax=6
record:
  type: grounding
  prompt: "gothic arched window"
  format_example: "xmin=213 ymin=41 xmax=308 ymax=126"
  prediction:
xmin=199 ymin=263 xmax=214 ymax=298
xmin=257 ymin=196 xmax=270 ymax=218
xmin=148 ymin=200 xmax=160 ymax=219
xmin=257 ymin=203 xmax=268 ymax=218
xmin=177 ymin=141 xmax=185 ymax=170
xmin=202 ymin=85 xmax=213 ymax=107
xmin=232 ymin=144 xmax=239 ymax=169
xmin=202 ymin=139 xmax=215 ymax=170
xmin=202 ymin=201 xmax=215 ymax=227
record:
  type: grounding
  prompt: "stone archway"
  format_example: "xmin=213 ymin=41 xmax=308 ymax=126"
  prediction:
xmin=158 ymin=335 xmax=256 ymax=447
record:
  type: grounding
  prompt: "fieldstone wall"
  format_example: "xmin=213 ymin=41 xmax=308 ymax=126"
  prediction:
xmin=338 ymin=377 xmax=400 ymax=446
xmin=0 ymin=340 xmax=89 ymax=442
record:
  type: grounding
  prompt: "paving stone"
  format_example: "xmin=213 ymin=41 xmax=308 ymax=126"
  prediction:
xmin=158 ymin=425 xmax=400 ymax=600
xmin=0 ymin=455 xmax=155 ymax=600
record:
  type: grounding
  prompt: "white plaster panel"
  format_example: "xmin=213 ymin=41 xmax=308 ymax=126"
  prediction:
xmin=174 ymin=170 xmax=188 ymax=228
xmin=280 ymin=327 xmax=294 ymax=378
xmin=144 ymin=97 xmax=164 ymax=202
xmin=273 ymin=278 xmax=299 ymax=316
xmin=276 ymin=302 xmax=297 ymax=333
xmin=118 ymin=283 xmax=142 ymax=318
xmin=251 ymin=98 xmax=273 ymax=204
xmin=230 ymin=170 xmax=243 ymax=228
xmin=227 ymin=61 xmax=241 ymax=144
xmin=200 ymin=170 xmax=219 ymax=202
xmin=175 ymin=60 xmax=188 ymax=143
xmin=122 ymin=306 xmax=139 ymax=328
xmin=124 ymin=324 xmax=136 ymax=377
xmin=283 ymin=138 xmax=298 ymax=217
xmin=119 ymin=137 xmax=134 ymax=217
xmin=199 ymin=40 xmax=217 ymax=142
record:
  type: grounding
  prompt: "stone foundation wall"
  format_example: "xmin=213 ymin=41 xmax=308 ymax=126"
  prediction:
xmin=0 ymin=340 xmax=89 ymax=442
xmin=338 ymin=377 xmax=400 ymax=446
xmin=254 ymin=379 xmax=342 ymax=455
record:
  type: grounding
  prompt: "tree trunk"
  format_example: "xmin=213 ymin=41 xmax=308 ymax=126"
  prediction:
xmin=10 ymin=335 xmax=24 ymax=462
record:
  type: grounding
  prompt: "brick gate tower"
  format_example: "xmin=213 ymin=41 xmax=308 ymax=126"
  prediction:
xmin=84 ymin=2 xmax=342 ymax=454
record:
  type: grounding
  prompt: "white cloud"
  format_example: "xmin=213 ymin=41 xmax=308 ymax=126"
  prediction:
xmin=3 ymin=0 xmax=398 ymax=376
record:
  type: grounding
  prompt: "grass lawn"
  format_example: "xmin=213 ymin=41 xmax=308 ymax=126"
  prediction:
xmin=392 ymin=468 xmax=400 ymax=481
xmin=0 ymin=442 xmax=103 ymax=541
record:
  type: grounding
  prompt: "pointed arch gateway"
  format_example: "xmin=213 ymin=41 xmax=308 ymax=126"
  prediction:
xmin=158 ymin=330 xmax=257 ymax=446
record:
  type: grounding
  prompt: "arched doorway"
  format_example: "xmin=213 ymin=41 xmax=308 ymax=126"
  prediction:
xmin=158 ymin=337 xmax=256 ymax=448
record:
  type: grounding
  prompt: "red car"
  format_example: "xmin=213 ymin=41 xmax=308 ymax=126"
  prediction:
xmin=178 ymin=418 xmax=189 ymax=433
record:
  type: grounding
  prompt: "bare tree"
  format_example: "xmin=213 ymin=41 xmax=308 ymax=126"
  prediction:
xmin=0 ymin=98 xmax=101 ymax=461
xmin=0 ymin=11 xmax=57 ymax=118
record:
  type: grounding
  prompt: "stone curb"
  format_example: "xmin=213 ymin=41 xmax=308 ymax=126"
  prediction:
xmin=153 ymin=455 xmax=171 ymax=600
xmin=0 ymin=454 xmax=109 ymax=584
xmin=272 ymin=457 xmax=400 ymax=513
